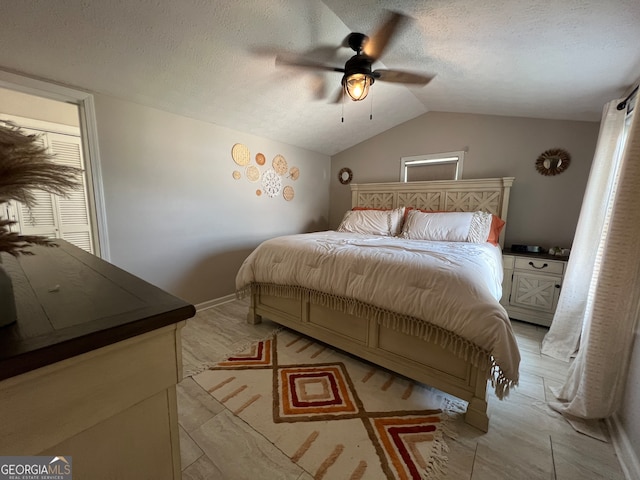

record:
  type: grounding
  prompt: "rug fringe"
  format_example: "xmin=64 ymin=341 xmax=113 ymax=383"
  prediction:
xmin=184 ymin=326 xmax=282 ymax=377
xmin=422 ymin=400 xmax=461 ymax=479
xmin=184 ymin=363 xmax=213 ymax=377
xmin=423 ymin=435 xmax=450 ymax=480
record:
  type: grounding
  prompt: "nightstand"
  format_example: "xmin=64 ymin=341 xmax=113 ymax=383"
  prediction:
xmin=501 ymin=249 xmax=568 ymax=327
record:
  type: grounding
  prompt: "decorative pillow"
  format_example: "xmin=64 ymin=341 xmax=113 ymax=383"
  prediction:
xmin=338 ymin=207 xmax=405 ymax=236
xmin=401 ymin=211 xmax=471 ymax=241
xmin=408 ymin=208 xmax=505 ymax=245
xmin=488 ymin=215 xmax=506 ymax=246
xmin=467 ymin=211 xmax=493 ymax=243
xmin=351 ymin=207 xmax=406 ymax=236
xmin=400 ymin=210 xmax=493 ymax=243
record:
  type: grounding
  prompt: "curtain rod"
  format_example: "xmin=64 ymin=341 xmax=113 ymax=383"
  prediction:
xmin=617 ymin=84 xmax=638 ymax=110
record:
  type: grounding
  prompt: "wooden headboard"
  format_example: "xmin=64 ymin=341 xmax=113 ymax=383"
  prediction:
xmin=350 ymin=177 xmax=515 ymax=248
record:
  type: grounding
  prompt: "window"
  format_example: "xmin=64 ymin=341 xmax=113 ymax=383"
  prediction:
xmin=400 ymin=151 xmax=464 ymax=182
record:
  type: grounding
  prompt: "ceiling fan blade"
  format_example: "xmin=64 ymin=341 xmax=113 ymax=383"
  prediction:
xmin=252 ymin=45 xmax=341 ymax=63
xmin=306 ymin=45 xmax=343 ymax=63
xmin=362 ymin=10 xmax=408 ymax=60
xmin=330 ymin=88 xmax=345 ymax=104
xmin=373 ymin=69 xmax=435 ymax=85
xmin=311 ymin=74 xmax=328 ymax=100
xmin=276 ymin=54 xmax=345 ymax=73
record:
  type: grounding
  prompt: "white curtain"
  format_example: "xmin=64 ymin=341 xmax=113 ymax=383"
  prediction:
xmin=541 ymin=101 xmax=627 ymax=361
xmin=544 ymin=100 xmax=640 ymax=419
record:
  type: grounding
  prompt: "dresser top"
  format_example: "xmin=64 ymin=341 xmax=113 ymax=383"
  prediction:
xmin=0 ymin=241 xmax=195 ymax=381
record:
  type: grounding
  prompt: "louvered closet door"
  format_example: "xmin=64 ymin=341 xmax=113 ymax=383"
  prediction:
xmin=14 ymin=130 xmax=94 ymax=254
xmin=14 ymin=133 xmax=58 ymax=240
xmin=48 ymin=132 xmax=94 ymax=253
xmin=15 ymin=191 xmax=58 ymax=239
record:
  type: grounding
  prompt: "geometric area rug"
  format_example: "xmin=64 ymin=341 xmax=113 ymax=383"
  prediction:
xmin=192 ymin=329 xmax=465 ymax=479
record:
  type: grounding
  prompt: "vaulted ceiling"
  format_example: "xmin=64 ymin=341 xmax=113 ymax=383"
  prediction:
xmin=1 ymin=0 xmax=638 ymax=155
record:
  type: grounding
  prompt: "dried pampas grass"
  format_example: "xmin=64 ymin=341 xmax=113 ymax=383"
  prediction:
xmin=0 ymin=120 xmax=83 ymax=255
xmin=0 ymin=120 xmax=82 ymax=206
xmin=0 ymin=219 xmax=55 ymax=256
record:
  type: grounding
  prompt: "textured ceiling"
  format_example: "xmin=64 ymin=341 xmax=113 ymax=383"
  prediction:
xmin=0 ymin=0 xmax=638 ymax=156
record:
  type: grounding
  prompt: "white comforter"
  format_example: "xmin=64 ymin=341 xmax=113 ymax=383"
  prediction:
xmin=236 ymin=231 xmax=520 ymax=385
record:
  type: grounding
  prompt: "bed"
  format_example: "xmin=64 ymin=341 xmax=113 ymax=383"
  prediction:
xmin=236 ymin=177 xmax=518 ymax=432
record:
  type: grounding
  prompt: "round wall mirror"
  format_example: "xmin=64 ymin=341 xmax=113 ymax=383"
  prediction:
xmin=535 ymin=148 xmax=571 ymax=176
xmin=338 ymin=167 xmax=353 ymax=184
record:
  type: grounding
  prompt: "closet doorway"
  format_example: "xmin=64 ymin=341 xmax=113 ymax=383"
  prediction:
xmin=0 ymin=85 xmax=103 ymax=256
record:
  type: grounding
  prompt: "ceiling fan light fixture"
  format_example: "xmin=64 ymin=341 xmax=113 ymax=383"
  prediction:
xmin=344 ymin=73 xmax=373 ymax=101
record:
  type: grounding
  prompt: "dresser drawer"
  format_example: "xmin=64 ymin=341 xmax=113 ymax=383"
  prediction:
xmin=514 ymin=257 xmax=564 ymax=275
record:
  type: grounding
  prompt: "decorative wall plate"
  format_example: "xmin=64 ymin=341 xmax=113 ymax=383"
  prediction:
xmin=232 ymin=170 xmax=241 ymax=180
xmin=246 ymin=165 xmax=261 ymax=182
xmin=289 ymin=166 xmax=300 ymax=181
xmin=536 ymin=148 xmax=571 ymax=176
xmin=283 ymin=185 xmax=295 ymax=201
xmin=273 ymin=154 xmax=288 ymax=175
xmin=338 ymin=167 xmax=353 ymax=184
xmin=262 ymin=168 xmax=282 ymax=197
xmin=232 ymin=143 xmax=250 ymax=166
xmin=256 ymin=153 xmax=266 ymax=166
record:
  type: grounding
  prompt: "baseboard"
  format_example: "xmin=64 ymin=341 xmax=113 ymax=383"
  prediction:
xmin=607 ymin=414 xmax=640 ymax=480
xmin=195 ymin=293 xmax=237 ymax=312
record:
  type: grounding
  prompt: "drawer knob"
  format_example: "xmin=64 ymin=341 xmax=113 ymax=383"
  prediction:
xmin=529 ymin=261 xmax=548 ymax=269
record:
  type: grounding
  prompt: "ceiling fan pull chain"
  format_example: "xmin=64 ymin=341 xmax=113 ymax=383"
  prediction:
xmin=341 ymin=88 xmax=345 ymax=123
xmin=369 ymin=92 xmax=373 ymax=120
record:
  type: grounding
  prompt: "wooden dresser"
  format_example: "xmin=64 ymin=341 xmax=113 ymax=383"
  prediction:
xmin=0 ymin=241 xmax=195 ymax=479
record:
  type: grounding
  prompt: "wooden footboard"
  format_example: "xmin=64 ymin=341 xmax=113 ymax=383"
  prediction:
xmin=247 ymin=287 xmax=491 ymax=432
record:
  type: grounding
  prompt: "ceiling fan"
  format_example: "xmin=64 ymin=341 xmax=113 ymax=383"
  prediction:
xmin=276 ymin=10 xmax=434 ymax=102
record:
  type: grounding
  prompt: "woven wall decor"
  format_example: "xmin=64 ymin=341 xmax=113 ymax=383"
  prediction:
xmin=283 ymin=185 xmax=295 ymax=201
xmin=273 ymin=154 xmax=288 ymax=175
xmin=535 ymin=148 xmax=571 ymax=176
xmin=262 ymin=169 xmax=282 ymax=198
xmin=232 ymin=143 xmax=250 ymax=166
xmin=246 ymin=165 xmax=261 ymax=182
xmin=231 ymin=144 xmax=299 ymax=201
xmin=338 ymin=167 xmax=353 ymax=184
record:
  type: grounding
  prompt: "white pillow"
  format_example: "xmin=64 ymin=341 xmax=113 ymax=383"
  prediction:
xmin=387 ymin=207 xmax=405 ymax=236
xmin=337 ymin=208 xmax=405 ymax=236
xmin=401 ymin=210 xmax=493 ymax=243
xmin=467 ymin=211 xmax=493 ymax=243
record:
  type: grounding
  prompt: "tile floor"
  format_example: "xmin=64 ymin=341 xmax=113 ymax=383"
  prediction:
xmin=177 ymin=299 xmax=626 ymax=479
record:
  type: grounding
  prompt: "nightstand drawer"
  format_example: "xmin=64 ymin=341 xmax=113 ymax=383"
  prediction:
xmin=514 ymin=257 xmax=564 ymax=275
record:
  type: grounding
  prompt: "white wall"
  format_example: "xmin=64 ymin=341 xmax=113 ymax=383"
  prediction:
xmin=93 ymin=94 xmax=330 ymax=304
xmin=330 ymin=111 xmax=600 ymax=249
xmin=0 ymin=87 xmax=79 ymax=126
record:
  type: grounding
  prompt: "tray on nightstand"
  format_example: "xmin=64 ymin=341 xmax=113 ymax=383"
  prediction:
xmin=503 ymin=247 xmax=569 ymax=261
